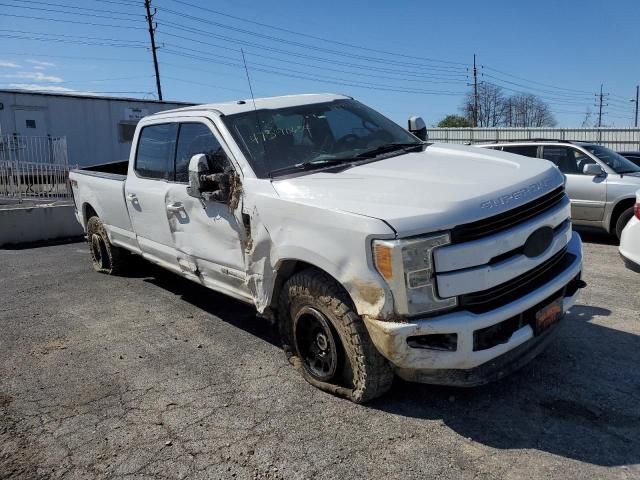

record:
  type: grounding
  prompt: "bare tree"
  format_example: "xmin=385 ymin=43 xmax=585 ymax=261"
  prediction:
xmin=581 ymin=108 xmax=594 ymax=127
xmin=507 ymin=93 xmax=557 ymax=127
xmin=461 ymin=83 xmax=506 ymax=127
xmin=461 ymin=84 xmax=556 ymax=128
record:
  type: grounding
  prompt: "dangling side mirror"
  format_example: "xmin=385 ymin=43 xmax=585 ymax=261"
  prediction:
xmin=408 ymin=116 xmax=428 ymax=141
xmin=187 ymin=153 xmax=232 ymax=203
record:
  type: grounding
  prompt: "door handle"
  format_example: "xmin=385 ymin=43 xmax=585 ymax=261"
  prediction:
xmin=166 ymin=202 xmax=184 ymax=213
xmin=126 ymin=193 xmax=137 ymax=201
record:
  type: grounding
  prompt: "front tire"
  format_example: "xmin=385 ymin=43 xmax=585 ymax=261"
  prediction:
xmin=615 ymin=206 xmax=634 ymax=240
xmin=86 ymin=216 xmax=127 ymax=275
xmin=279 ymin=269 xmax=393 ymax=403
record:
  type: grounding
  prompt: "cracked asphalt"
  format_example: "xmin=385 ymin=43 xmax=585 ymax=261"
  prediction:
xmin=1 ymin=230 xmax=639 ymax=479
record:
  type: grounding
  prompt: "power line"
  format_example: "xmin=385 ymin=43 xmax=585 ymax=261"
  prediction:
xmin=165 ymin=0 xmax=468 ymax=67
xmin=482 ymin=65 xmax=593 ymax=96
xmin=1 ymin=12 xmax=140 ymax=29
xmin=0 ymin=1 xmax=144 ymax=22
xmin=156 ymin=7 xmax=469 ymax=73
xmin=159 ymin=28 xmax=467 ymax=80
xmin=159 ymin=35 xmax=467 ymax=85
xmin=0 ymin=33 xmax=146 ymax=48
xmin=160 ymin=49 xmax=465 ymax=96
xmin=0 ymin=28 xmax=147 ymax=45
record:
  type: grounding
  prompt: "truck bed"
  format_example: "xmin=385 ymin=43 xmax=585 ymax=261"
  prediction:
xmin=78 ymin=160 xmax=128 ymax=179
xmin=69 ymin=162 xmax=134 ymax=243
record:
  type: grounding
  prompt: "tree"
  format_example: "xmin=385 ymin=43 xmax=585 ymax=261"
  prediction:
xmin=581 ymin=108 xmax=594 ymax=127
xmin=437 ymin=115 xmax=471 ymax=128
xmin=505 ymin=93 xmax=557 ymax=127
xmin=461 ymin=82 xmax=506 ymax=127
xmin=461 ymin=83 xmax=557 ymax=128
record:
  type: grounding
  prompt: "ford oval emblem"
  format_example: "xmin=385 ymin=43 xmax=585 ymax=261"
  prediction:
xmin=523 ymin=227 xmax=554 ymax=258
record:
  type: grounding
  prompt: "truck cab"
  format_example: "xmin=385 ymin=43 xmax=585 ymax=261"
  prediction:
xmin=70 ymin=94 xmax=584 ymax=402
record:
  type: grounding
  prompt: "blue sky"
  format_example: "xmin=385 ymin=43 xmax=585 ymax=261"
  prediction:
xmin=1 ymin=0 xmax=638 ymax=127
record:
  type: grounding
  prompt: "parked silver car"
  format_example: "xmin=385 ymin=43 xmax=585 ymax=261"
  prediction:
xmin=478 ymin=140 xmax=640 ymax=238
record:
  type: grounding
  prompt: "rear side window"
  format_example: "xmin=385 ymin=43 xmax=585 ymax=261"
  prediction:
xmin=501 ymin=145 xmax=538 ymax=158
xmin=175 ymin=123 xmax=229 ymax=182
xmin=135 ymin=123 xmax=178 ymax=180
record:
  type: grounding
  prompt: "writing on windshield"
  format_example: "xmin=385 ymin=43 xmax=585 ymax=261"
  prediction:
xmin=223 ymin=99 xmax=419 ymax=178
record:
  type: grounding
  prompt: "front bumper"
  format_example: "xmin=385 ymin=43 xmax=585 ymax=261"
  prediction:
xmin=363 ymin=232 xmax=583 ymax=384
xmin=620 ymin=216 xmax=640 ymax=271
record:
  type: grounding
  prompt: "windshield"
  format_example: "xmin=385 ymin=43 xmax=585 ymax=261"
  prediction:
xmin=222 ymin=99 xmax=421 ymax=178
xmin=582 ymin=144 xmax=640 ymax=174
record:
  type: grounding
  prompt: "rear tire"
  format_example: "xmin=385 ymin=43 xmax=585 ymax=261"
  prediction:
xmin=278 ymin=268 xmax=393 ymax=403
xmin=86 ymin=216 xmax=127 ymax=275
xmin=615 ymin=207 xmax=634 ymax=240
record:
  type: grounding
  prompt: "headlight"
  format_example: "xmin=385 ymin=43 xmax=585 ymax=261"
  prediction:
xmin=373 ymin=233 xmax=457 ymax=317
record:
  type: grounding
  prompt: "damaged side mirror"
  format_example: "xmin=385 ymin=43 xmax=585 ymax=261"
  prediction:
xmin=187 ymin=153 xmax=232 ymax=203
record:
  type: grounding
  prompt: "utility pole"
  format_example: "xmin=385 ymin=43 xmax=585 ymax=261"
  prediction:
xmin=595 ymin=83 xmax=609 ymax=128
xmin=473 ymin=54 xmax=479 ymax=128
xmin=144 ymin=0 xmax=163 ymax=101
xmin=634 ymin=85 xmax=639 ymax=128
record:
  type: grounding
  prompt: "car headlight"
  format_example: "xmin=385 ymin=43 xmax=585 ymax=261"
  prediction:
xmin=373 ymin=233 xmax=457 ymax=317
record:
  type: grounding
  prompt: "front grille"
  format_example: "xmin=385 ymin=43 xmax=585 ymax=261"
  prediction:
xmin=459 ymin=247 xmax=575 ymax=314
xmin=451 ymin=186 xmax=566 ymax=243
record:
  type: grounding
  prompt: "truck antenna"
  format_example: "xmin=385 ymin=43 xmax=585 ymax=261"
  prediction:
xmin=240 ymin=48 xmax=267 ymax=170
xmin=241 ymin=48 xmax=258 ymax=113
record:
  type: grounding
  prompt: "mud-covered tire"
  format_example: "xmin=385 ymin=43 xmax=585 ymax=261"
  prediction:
xmin=615 ymin=207 xmax=634 ymax=240
xmin=278 ymin=268 xmax=394 ymax=403
xmin=86 ymin=216 xmax=127 ymax=275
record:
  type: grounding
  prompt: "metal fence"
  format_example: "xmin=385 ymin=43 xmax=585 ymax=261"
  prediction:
xmin=426 ymin=128 xmax=640 ymax=151
xmin=0 ymin=134 xmax=74 ymax=202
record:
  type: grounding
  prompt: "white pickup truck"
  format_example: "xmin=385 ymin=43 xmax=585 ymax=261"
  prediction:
xmin=70 ymin=94 xmax=585 ymax=403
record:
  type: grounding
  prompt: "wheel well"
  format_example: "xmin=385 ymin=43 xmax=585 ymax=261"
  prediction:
xmin=270 ymin=260 xmax=355 ymax=311
xmin=609 ymin=198 xmax=635 ymax=232
xmin=83 ymin=203 xmax=98 ymax=225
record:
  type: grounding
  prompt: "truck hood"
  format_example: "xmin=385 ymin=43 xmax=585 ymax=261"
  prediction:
xmin=271 ymin=143 xmax=565 ymax=236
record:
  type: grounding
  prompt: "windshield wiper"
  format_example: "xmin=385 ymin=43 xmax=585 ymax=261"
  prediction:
xmin=269 ymin=158 xmax=354 ymax=177
xmin=353 ymin=142 xmax=423 ymax=159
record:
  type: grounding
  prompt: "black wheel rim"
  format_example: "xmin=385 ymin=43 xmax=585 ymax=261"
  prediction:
xmin=293 ymin=306 xmax=339 ymax=382
xmin=90 ymin=233 xmax=107 ymax=270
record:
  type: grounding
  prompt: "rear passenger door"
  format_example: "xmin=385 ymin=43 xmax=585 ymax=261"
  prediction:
xmin=542 ymin=146 xmax=606 ymax=221
xmin=125 ymin=123 xmax=180 ymax=269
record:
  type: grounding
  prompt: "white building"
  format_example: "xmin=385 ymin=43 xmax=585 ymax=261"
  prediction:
xmin=0 ymin=90 xmax=192 ymax=166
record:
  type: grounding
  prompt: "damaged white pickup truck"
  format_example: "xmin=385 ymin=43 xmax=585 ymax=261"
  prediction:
xmin=70 ymin=94 xmax=585 ymax=402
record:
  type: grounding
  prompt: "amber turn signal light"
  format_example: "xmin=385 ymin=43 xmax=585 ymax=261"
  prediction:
xmin=374 ymin=243 xmax=393 ymax=281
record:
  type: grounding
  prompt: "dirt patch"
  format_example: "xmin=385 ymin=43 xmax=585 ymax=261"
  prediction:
xmin=351 ymin=279 xmax=384 ymax=305
xmin=29 ymin=337 xmax=68 ymax=357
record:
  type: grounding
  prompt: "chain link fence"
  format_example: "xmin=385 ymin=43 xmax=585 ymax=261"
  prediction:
xmin=0 ymin=134 xmax=74 ymax=202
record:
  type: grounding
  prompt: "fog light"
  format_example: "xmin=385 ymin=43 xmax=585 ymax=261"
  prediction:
xmin=407 ymin=333 xmax=457 ymax=351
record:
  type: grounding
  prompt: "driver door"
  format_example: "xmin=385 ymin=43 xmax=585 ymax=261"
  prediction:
xmin=542 ymin=146 xmax=606 ymax=221
xmin=164 ymin=120 xmax=251 ymax=302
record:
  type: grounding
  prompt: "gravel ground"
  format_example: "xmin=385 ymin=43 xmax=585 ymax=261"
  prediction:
xmin=1 ymin=230 xmax=638 ymax=479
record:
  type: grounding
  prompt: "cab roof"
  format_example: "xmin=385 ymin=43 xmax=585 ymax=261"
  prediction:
xmin=153 ymin=93 xmax=350 ymax=117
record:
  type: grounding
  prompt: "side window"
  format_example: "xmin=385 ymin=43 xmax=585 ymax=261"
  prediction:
xmin=572 ymin=148 xmax=596 ymax=174
xmin=501 ymin=145 xmax=538 ymax=158
xmin=175 ymin=123 xmax=229 ymax=183
xmin=135 ymin=123 xmax=178 ymax=180
xmin=542 ymin=146 xmax=588 ymax=175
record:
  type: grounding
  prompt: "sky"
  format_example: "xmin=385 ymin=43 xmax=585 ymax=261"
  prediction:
xmin=0 ymin=0 xmax=639 ymax=128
